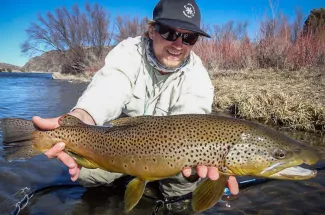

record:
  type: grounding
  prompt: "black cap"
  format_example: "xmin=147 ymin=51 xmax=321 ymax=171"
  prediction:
xmin=153 ymin=0 xmax=211 ymax=38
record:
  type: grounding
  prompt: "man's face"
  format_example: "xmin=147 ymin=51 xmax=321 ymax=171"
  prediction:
xmin=149 ymin=24 xmax=197 ymax=68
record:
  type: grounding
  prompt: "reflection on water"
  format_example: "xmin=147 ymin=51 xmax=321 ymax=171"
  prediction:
xmin=0 ymin=72 xmax=324 ymax=215
xmin=0 ymin=72 xmax=86 ymax=119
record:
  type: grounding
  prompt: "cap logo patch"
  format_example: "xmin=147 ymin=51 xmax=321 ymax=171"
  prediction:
xmin=183 ymin=3 xmax=195 ymax=18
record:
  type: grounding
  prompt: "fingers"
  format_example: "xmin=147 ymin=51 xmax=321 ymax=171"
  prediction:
xmin=44 ymin=142 xmax=65 ymax=158
xmin=57 ymin=152 xmax=80 ymax=181
xmin=70 ymin=167 xmax=80 ymax=182
xmin=207 ymin=166 xmax=219 ymax=180
xmin=196 ymin=165 xmax=208 ymax=178
xmin=196 ymin=166 xmax=239 ymax=195
xmin=183 ymin=166 xmax=239 ymax=195
xmin=182 ymin=167 xmax=192 ymax=177
xmin=32 ymin=116 xmax=60 ymax=130
xmin=227 ymin=176 xmax=239 ymax=195
xmin=196 ymin=166 xmax=219 ymax=180
xmin=44 ymin=142 xmax=80 ymax=181
xmin=182 ymin=166 xmax=220 ymax=180
xmin=57 ymin=150 xmax=77 ymax=169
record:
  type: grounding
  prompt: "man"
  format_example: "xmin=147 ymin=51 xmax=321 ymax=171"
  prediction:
xmin=34 ymin=0 xmax=238 ymax=203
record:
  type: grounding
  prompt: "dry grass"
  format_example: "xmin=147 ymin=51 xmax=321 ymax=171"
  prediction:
xmin=211 ymin=68 xmax=325 ymax=132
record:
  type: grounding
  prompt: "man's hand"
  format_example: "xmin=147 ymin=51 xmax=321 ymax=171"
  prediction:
xmin=32 ymin=109 xmax=95 ymax=181
xmin=182 ymin=166 xmax=239 ymax=195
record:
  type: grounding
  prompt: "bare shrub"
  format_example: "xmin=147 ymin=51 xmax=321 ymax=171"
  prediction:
xmin=21 ymin=3 xmax=112 ymax=74
xmin=193 ymin=40 xmax=218 ymax=71
xmin=196 ymin=6 xmax=324 ymax=72
xmin=255 ymin=12 xmax=291 ymax=69
xmin=287 ymin=33 xmax=324 ymax=70
xmin=194 ymin=20 xmax=255 ymax=72
xmin=114 ymin=16 xmax=149 ymax=43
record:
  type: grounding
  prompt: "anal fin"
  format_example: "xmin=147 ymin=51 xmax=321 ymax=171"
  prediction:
xmin=192 ymin=173 xmax=228 ymax=212
xmin=124 ymin=177 xmax=147 ymax=211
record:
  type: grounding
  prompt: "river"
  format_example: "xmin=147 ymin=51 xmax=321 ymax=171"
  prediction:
xmin=0 ymin=72 xmax=324 ymax=215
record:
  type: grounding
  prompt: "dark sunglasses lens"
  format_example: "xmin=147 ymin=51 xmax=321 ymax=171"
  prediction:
xmin=182 ymin=33 xmax=199 ymax=45
xmin=155 ymin=24 xmax=199 ymax=45
xmin=156 ymin=25 xmax=178 ymax=41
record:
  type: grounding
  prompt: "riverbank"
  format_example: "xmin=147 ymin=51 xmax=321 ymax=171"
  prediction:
xmin=52 ymin=71 xmax=93 ymax=82
xmin=36 ymin=69 xmax=325 ymax=133
xmin=211 ymin=68 xmax=325 ymax=133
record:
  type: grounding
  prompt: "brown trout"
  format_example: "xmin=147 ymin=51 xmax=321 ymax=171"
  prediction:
xmin=0 ymin=114 xmax=318 ymax=212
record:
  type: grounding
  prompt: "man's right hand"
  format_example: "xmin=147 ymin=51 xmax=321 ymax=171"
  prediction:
xmin=32 ymin=109 xmax=95 ymax=181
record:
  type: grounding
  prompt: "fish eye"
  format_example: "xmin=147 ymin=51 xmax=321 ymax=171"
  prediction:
xmin=273 ymin=149 xmax=286 ymax=159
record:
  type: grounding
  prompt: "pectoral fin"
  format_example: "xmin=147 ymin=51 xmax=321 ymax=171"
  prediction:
xmin=124 ymin=177 xmax=147 ymax=211
xmin=192 ymin=173 xmax=228 ymax=212
xmin=65 ymin=151 xmax=99 ymax=169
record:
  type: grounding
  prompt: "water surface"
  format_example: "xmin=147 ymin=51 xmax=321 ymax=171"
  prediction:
xmin=0 ymin=72 xmax=324 ymax=215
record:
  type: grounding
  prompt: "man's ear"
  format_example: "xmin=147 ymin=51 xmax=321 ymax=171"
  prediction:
xmin=148 ymin=25 xmax=155 ymax=39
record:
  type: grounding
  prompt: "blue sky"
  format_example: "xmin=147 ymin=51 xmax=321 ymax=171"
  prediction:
xmin=0 ymin=0 xmax=324 ymax=66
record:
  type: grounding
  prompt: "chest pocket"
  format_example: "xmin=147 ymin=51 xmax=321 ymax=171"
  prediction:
xmin=123 ymin=68 xmax=147 ymax=116
xmin=124 ymin=66 xmax=186 ymax=116
xmin=153 ymin=75 xmax=185 ymax=116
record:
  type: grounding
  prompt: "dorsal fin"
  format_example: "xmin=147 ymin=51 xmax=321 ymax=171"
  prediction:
xmin=109 ymin=116 xmax=152 ymax=127
xmin=58 ymin=114 xmax=84 ymax=127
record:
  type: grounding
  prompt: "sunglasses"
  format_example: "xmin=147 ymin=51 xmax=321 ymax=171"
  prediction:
xmin=154 ymin=24 xmax=199 ymax=46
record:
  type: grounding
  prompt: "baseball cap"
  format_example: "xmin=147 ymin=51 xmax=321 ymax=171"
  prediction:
xmin=153 ymin=0 xmax=211 ymax=38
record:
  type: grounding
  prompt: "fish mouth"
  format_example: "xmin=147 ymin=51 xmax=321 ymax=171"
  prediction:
xmin=268 ymin=166 xmax=317 ymax=180
xmin=258 ymin=148 xmax=319 ymax=180
xmin=257 ymin=158 xmax=318 ymax=180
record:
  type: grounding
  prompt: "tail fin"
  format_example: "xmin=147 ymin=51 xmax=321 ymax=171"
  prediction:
xmin=0 ymin=118 xmax=42 ymax=161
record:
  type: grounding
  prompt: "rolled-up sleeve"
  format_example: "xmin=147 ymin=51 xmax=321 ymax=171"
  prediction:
xmin=73 ymin=38 xmax=141 ymax=125
xmin=74 ymin=69 xmax=132 ymax=125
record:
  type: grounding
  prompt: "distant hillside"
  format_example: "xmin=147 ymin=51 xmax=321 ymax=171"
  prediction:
xmin=21 ymin=48 xmax=110 ymax=74
xmin=22 ymin=50 xmax=65 ymax=73
xmin=0 ymin=63 xmax=21 ymax=71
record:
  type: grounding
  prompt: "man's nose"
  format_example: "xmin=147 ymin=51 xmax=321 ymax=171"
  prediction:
xmin=172 ymin=35 xmax=183 ymax=47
